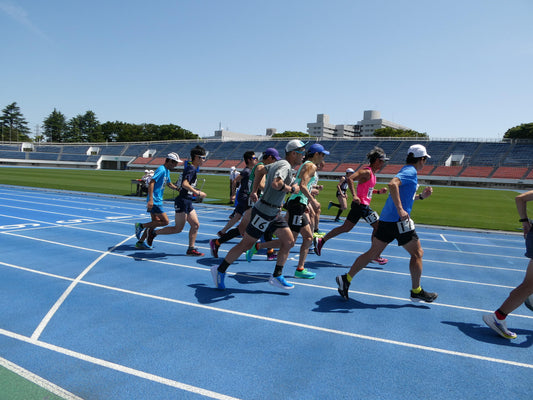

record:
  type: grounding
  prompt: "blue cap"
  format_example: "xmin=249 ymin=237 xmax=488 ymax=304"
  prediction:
xmin=263 ymin=147 xmax=281 ymax=160
xmin=308 ymin=143 xmax=330 ymax=155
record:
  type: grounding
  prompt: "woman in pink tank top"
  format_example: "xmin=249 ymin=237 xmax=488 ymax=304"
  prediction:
xmin=315 ymin=147 xmax=389 ymax=264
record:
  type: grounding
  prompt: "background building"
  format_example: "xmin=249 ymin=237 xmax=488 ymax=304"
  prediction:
xmin=307 ymin=110 xmax=411 ymax=138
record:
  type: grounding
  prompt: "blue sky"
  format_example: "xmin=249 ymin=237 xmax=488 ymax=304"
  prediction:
xmin=1 ymin=0 xmax=532 ymax=140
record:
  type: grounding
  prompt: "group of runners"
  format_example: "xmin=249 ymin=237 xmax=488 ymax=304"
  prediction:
xmin=133 ymin=140 xmax=533 ymax=341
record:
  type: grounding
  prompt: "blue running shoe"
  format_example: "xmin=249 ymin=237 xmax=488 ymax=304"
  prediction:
xmin=210 ymin=265 xmax=226 ymax=289
xmin=246 ymin=244 xmax=258 ymax=262
xmin=135 ymin=223 xmax=143 ymax=240
xmin=268 ymin=275 xmax=294 ymax=290
xmin=327 ymin=201 xmax=333 ymax=210
xmin=135 ymin=241 xmax=152 ymax=250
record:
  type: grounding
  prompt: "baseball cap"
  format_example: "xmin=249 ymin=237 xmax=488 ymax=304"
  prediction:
xmin=167 ymin=152 xmax=183 ymax=163
xmin=230 ymin=166 xmax=236 ymax=171
xmin=407 ymin=144 xmax=431 ymax=158
xmin=263 ymin=147 xmax=281 ymax=160
xmin=346 ymin=168 xmax=355 ymax=173
xmin=285 ymin=139 xmax=306 ymax=153
xmin=308 ymin=143 xmax=330 ymax=155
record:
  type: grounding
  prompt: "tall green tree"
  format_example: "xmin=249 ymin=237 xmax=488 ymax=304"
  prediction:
xmin=503 ymin=123 xmax=533 ymax=139
xmin=42 ymin=108 xmax=67 ymax=142
xmin=0 ymin=102 xmax=31 ymax=142
xmin=65 ymin=111 xmax=102 ymax=142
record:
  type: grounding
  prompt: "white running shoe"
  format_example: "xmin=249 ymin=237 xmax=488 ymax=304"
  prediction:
xmin=483 ymin=313 xmax=517 ymax=339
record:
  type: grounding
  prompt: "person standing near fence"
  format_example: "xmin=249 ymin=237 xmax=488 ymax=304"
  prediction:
xmin=483 ymin=190 xmax=533 ymax=339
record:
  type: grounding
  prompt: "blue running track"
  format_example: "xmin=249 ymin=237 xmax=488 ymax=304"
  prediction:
xmin=0 ymin=186 xmax=531 ymax=399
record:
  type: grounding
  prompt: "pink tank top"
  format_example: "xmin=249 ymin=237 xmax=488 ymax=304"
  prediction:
xmin=356 ymin=166 xmax=376 ymax=206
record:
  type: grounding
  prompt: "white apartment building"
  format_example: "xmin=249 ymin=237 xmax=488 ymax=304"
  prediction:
xmin=307 ymin=110 xmax=410 ymax=138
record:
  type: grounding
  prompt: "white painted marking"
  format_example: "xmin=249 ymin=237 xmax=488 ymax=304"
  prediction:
xmin=30 ymin=235 xmax=132 ymax=340
xmin=0 ymin=330 xmax=241 ymax=400
xmin=440 ymin=234 xmax=448 ymax=242
xmin=0 ymin=356 xmax=83 ymax=400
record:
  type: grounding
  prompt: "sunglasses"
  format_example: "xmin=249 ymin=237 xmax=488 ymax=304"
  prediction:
xmin=200 ymin=156 xmax=207 ymax=160
xmin=294 ymin=150 xmax=305 ymax=155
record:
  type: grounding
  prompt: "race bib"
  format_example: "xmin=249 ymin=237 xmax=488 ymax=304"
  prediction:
xmin=250 ymin=214 xmax=270 ymax=233
xmin=364 ymin=211 xmax=379 ymax=225
xmin=397 ymin=218 xmax=415 ymax=234
xmin=291 ymin=214 xmax=303 ymax=226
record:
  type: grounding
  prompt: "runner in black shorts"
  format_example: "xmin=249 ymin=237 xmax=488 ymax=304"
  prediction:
xmin=210 ymin=139 xmax=306 ymax=291
xmin=336 ymin=144 xmax=438 ymax=303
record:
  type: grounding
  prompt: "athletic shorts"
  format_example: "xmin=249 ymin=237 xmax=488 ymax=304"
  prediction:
xmin=347 ymin=202 xmax=378 ymax=225
xmin=286 ymin=199 xmax=310 ymax=232
xmin=525 ymin=229 xmax=533 ymax=259
xmin=174 ymin=197 xmax=194 ymax=214
xmin=234 ymin=199 xmax=251 ymax=216
xmin=374 ymin=220 xmax=419 ymax=246
xmin=246 ymin=207 xmax=288 ymax=239
xmin=149 ymin=204 xmax=165 ymax=214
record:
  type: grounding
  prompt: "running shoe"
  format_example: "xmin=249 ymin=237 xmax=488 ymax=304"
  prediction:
xmin=294 ymin=268 xmax=316 ymax=279
xmin=410 ymin=288 xmax=438 ymax=303
xmin=269 ymin=275 xmax=294 ymax=290
xmin=210 ymin=265 xmax=226 ymax=289
xmin=146 ymin=228 xmax=156 ymax=247
xmin=246 ymin=245 xmax=258 ymax=262
xmin=314 ymin=237 xmax=324 ymax=256
xmin=334 ymin=218 xmax=341 ymax=223
xmin=313 ymin=231 xmax=325 ymax=238
xmin=267 ymin=251 xmax=277 ymax=261
xmin=135 ymin=223 xmax=143 ymax=240
xmin=371 ymin=257 xmax=388 ymax=265
xmin=209 ymin=239 xmax=220 ymax=258
xmin=336 ymin=274 xmax=350 ymax=300
xmin=483 ymin=313 xmax=517 ymax=339
xmin=525 ymin=294 xmax=533 ymax=311
xmin=186 ymin=248 xmax=204 ymax=256
xmin=135 ymin=241 xmax=152 ymax=250
xmin=327 ymin=201 xmax=333 ymax=210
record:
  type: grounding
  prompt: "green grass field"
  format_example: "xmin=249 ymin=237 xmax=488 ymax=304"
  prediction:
xmin=0 ymin=167 xmax=528 ymax=232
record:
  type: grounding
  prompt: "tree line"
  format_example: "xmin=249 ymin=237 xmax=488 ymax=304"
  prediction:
xmin=0 ymin=102 xmax=199 ymax=143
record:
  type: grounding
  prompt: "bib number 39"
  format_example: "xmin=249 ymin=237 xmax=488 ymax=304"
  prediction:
xmin=251 ymin=214 xmax=270 ymax=233
xmin=397 ymin=218 xmax=415 ymax=234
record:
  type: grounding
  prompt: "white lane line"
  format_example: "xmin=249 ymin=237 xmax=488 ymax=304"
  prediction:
xmin=0 ymin=356 xmax=83 ymax=400
xmin=30 ymin=236 xmax=132 ymax=341
xmin=0 ymin=330 xmax=240 ymax=400
xmin=440 ymin=234 xmax=448 ymax=242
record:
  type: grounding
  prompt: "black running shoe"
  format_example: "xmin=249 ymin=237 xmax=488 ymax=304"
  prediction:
xmin=336 ymin=274 xmax=350 ymax=300
xmin=146 ymin=228 xmax=156 ymax=247
xmin=410 ymin=288 xmax=438 ymax=303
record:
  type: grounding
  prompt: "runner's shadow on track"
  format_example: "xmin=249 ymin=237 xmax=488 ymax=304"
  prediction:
xmin=441 ymin=321 xmax=533 ymax=347
xmin=312 ymin=295 xmax=429 ymax=313
xmin=189 ymin=282 xmax=289 ymax=304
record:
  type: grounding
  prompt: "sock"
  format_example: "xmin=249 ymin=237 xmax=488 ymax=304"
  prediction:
xmin=495 ymin=309 xmax=507 ymax=320
xmin=336 ymin=209 xmax=342 ymax=219
xmin=346 ymin=273 xmax=352 ymax=283
xmin=411 ymin=286 xmax=422 ymax=294
xmin=218 ymin=260 xmax=230 ymax=273
xmin=273 ymin=265 xmax=284 ymax=277
xmin=219 ymin=228 xmax=240 ymax=244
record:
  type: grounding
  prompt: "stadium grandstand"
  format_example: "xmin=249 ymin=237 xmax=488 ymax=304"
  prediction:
xmin=1 ymin=138 xmax=532 ymax=189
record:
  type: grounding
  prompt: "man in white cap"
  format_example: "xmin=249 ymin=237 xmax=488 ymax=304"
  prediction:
xmin=211 ymin=139 xmax=305 ymax=290
xmin=336 ymin=144 xmax=438 ymax=303
xmin=135 ymin=152 xmax=182 ymax=249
